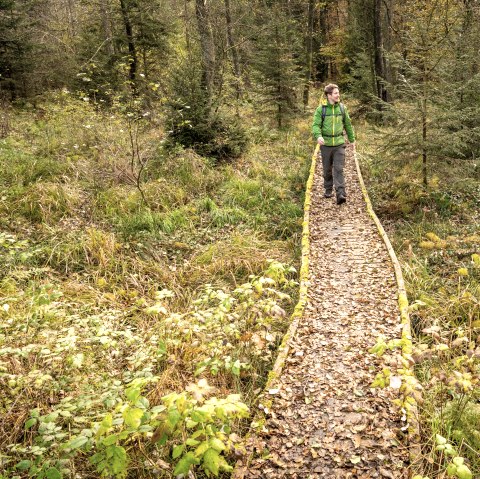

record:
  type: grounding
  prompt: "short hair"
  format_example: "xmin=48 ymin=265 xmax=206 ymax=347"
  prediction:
xmin=324 ymin=83 xmax=339 ymax=96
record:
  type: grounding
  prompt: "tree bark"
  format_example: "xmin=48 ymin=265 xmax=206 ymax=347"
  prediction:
xmin=195 ymin=0 xmax=216 ymax=97
xmin=100 ymin=0 xmax=115 ymax=56
xmin=459 ymin=0 xmax=475 ymax=102
xmin=382 ymin=0 xmax=393 ymax=101
xmin=65 ymin=0 xmax=76 ymax=38
xmin=119 ymin=0 xmax=137 ymax=90
xmin=275 ymin=24 xmax=282 ymax=128
xmin=373 ymin=0 xmax=388 ymax=106
xmin=224 ymin=0 xmax=241 ymax=101
xmin=303 ymin=0 xmax=315 ymax=109
xmin=422 ymin=60 xmax=428 ymax=187
xmin=183 ymin=0 xmax=191 ymax=52
xmin=316 ymin=3 xmax=329 ymax=83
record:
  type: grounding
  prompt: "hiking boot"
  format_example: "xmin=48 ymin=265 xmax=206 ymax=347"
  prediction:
xmin=324 ymin=191 xmax=333 ymax=198
xmin=336 ymin=194 xmax=346 ymax=205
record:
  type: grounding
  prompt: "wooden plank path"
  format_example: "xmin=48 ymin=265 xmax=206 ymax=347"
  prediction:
xmin=234 ymin=146 xmax=410 ymax=478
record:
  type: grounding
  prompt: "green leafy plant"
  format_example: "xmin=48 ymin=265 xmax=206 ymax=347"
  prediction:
xmin=65 ymin=378 xmax=248 ymax=478
xmin=157 ymin=379 xmax=249 ymax=477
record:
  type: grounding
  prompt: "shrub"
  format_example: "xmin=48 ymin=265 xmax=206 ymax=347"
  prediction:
xmin=164 ymin=56 xmax=247 ymax=162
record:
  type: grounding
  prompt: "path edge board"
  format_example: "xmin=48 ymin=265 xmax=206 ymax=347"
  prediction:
xmin=231 ymin=145 xmax=317 ymax=479
xmin=354 ymin=148 xmax=423 ymax=477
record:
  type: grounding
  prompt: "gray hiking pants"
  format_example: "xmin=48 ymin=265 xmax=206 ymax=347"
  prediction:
xmin=320 ymin=144 xmax=346 ymax=195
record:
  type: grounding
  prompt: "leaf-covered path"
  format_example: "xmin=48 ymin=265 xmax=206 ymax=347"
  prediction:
xmin=235 ymin=146 xmax=409 ymax=478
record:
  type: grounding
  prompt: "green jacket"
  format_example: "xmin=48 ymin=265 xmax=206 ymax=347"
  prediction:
xmin=312 ymin=101 xmax=355 ymax=147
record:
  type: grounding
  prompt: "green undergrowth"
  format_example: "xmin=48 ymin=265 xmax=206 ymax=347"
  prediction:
xmin=358 ymin=122 xmax=480 ymax=478
xmin=0 ymin=92 xmax=312 ymax=478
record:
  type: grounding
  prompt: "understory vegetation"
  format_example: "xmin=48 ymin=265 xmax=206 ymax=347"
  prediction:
xmin=359 ymin=122 xmax=480 ymax=478
xmin=0 ymin=93 xmax=311 ymax=478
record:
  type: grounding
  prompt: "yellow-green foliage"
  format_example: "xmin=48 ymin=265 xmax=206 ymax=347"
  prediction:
xmin=448 ymin=403 xmax=480 ymax=457
xmin=419 ymin=241 xmax=436 ymax=250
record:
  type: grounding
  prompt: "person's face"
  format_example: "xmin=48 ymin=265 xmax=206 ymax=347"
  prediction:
xmin=328 ymin=88 xmax=340 ymax=103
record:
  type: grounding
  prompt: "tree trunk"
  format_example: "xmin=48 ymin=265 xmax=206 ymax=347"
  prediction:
xmin=315 ymin=3 xmax=329 ymax=83
xmin=224 ymin=0 xmax=241 ymax=102
xmin=303 ymin=0 xmax=315 ymax=109
xmin=459 ymin=0 xmax=474 ymax=103
xmin=382 ymin=0 xmax=393 ymax=102
xmin=373 ymin=0 xmax=388 ymax=106
xmin=119 ymin=0 xmax=137 ymax=90
xmin=195 ymin=0 xmax=216 ymax=97
xmin=65 ymin=0 xmax=76 ymax=39
xmin=100 ymin=0 xmax=115 ymax=56
xmin=184 ymin=0 xmax=191 ymax=52
xmin=276 ymin=25 xmax=282 ymax=128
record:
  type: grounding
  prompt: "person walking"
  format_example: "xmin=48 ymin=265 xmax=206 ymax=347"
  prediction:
xmin=312 ymin=84 xmax=355 ymax=205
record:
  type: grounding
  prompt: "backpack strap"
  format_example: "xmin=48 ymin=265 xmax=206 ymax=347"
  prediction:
xmin=321 ymin=103 xmax=346 ymax=125
xmin=320 ymin=103 xmax=346 ymax=136
xmin=321 ymin=105 xmax=327 ymax=128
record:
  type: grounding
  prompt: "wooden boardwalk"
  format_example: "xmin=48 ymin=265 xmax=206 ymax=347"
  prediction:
xmin=234 ymin=146 xmax=410 ymax=478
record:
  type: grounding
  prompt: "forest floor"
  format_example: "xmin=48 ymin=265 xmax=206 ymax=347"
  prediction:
xmin=235 ymin=145 xmax=410 ymax=479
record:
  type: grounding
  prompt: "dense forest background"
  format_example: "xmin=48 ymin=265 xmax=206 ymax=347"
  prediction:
xmin=1 ymin=0 xmax=480 ymax=478
xmin=2 ymin=0 xmax=478 ymax=161
xmin=0 ymin=0 xmax=479 ymax=150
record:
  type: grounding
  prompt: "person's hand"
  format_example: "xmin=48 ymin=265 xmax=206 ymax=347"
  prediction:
xmin=317 ymin=137 xmax=325 ymax=146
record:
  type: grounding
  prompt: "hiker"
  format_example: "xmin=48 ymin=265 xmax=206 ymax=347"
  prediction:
xmin=312 ymin=83 xmax=355 ymax=205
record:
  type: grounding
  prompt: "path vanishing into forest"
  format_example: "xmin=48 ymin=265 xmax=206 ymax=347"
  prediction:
xmin=234 ymin=145 xmax=410 ymax=478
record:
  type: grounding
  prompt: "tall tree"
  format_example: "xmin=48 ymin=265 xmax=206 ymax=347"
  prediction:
xmin=373 ymin=0 xmax=389 ymax=105
xmin=224 ymin=0 xmax=242 ymax=102
xmin=383 ymin=0 xmax=465 ymax=185
xmin=430 ymin=0 xmax=480 ymax=161
xmin=119 ymin=0 xmax=138 ymax=90
xmin=0 ymin=0 xmax=38 ymax=98
xmin=312 ymin=1 xmax=329 ymax=84
xmin=253 ymin=10 xmax=302 ymax=127
xmin=74 ymin=0 xmax=174 ymax=100
xmin=195 ymin=0 xmax=216 ymax=97
xmin=303 ymin=0 xmax=315 ymax=108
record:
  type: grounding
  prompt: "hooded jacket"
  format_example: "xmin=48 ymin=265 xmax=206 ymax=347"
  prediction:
xmin=312 ymin=101 xmax=355 ymax=147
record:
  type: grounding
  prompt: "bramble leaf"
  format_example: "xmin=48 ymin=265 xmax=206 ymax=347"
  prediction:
xmin=123 ymin=407 xmax=144 ymax=429
xmin=173 ymin=452 xmax=199 ymax=476
xmin=110 ymin=445 xmax=128 ymax=476
xmin=172 ymin=444 xmax=184 ymax=459
xmin=46 ymin=467 xmax=62 ymax=479
xmin=203 ymin=448 xmax=220 ymax=476
xmin=210 ymin=437 xmax=226 ymax=452
xmin=66 ymin=436 xmax=89 ymax=450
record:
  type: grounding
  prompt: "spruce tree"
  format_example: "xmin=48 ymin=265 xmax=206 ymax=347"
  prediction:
xmin=251 ymin=4 xmax=303 ymax=128
xmin=0 ymin=0 xmax=36 ymax=98
xmin=431 ymin=0 xmax=480 ymax=161
xmin=379 ymin=0 xmax=478 ymax=185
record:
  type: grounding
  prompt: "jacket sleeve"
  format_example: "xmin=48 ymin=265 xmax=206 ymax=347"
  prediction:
xmin=343 ymin=107 xmax=355 ymax=143
xmin=312 ymin=107 xmax=322 ymax=140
